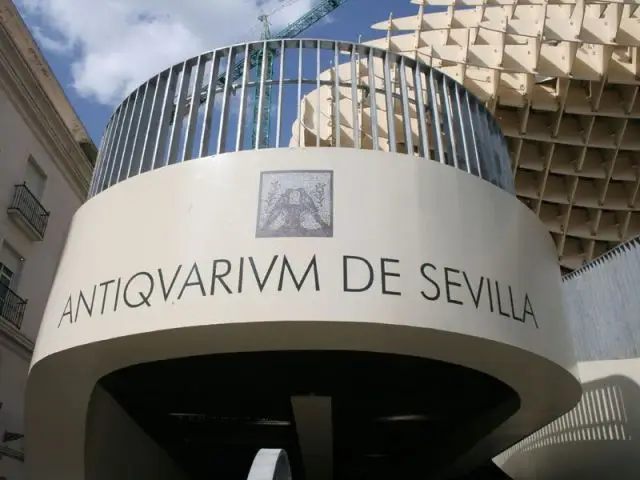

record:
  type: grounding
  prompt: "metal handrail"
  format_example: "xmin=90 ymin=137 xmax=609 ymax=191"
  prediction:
xmin=7 ymin=183 xmax=50 ymax=239
xmin=89 ymin=39 xmax=514 ymax=198
xmin=0 ymin=282 xmax=27 ymax=330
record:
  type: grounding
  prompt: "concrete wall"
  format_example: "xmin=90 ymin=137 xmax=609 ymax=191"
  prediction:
xmin=26 ymin=148 xmax=579 ymax=480
xmin=0 ymin=83 xmax=85 ymax=339
xmin=0 ymin=66 xmax=86 ymax=480
xmin=0 ymin=346 xmax=28 ymax=479
xmin=496 ymin=236 xmax=640 ymax=479
xmin=85 ymin=386 xmax=188 ymax=480
xmin=562 ymin=237 xmax=640 ymax=361
xmin=498 ymin=359 xmax=640 ymax=479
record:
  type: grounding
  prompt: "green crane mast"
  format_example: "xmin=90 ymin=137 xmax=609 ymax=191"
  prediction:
xmin=183 ymin=0 xmax=349 ymax=148
xmin=252 ymin=14 xmax=275 ymax=149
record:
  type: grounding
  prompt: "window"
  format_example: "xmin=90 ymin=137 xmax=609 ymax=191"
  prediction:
xmin=7 ymin=157 xmax=50 ymax=241
xmin=0 ymin=263 xmax=13 ymax=287
xmin=0 ymin=262 xmax=14 ymax=319
xmin=0 ymin=244 xmax=25 ymax=326
xmin=0 ymin=243 xmax=22 ymax=290
xmin=24 ymin=156 xmax=46 ymax=200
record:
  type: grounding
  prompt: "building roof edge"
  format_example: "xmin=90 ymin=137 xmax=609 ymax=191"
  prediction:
xmin=0 ymin=0 xmax=96 ymax=163
xmin=562 ymin=234 xmax=640 ymax=282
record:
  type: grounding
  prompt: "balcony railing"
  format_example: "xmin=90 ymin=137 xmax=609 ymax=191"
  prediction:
xmin=0 ymin=282 xmax=27 ymax=330
xmin=7 ymin=183 xmax=50 ymax=240
xmin=89 ymin=39 xmax=514 ymax=198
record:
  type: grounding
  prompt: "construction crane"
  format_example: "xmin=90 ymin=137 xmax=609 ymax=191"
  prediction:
xmin=252 ymin=13 xmax=275 ymax=149
xmin=177 ymin=0 xmax=350 ymax=148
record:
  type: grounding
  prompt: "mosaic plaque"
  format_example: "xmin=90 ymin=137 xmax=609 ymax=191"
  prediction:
xmin=256 ymin=170 xmax=333 ymax=238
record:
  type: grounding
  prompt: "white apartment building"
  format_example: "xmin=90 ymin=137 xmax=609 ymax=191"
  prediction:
xmin=0 ymin=1 xmax=95 ymax=478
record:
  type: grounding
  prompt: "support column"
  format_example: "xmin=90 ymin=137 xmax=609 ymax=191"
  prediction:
xmin=291 ymin=395 xmax=333 ymax=480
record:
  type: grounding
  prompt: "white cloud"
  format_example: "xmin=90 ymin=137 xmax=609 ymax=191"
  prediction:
xmin=17 ymin=0 xmax=316 ymax=105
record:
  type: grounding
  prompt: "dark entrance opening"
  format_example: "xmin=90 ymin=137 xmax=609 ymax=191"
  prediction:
xmin=98 ymin=351 xmax=518 ymax=479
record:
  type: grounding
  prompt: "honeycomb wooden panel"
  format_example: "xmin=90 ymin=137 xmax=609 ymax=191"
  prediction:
xmin=366 ymin=0 xmax=640 ymax=270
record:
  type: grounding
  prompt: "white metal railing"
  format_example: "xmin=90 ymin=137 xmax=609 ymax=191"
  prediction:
xmin=89 ymin=39 xmax=514 ymax=197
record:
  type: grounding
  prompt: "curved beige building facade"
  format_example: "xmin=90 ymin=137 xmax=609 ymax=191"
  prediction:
xmin=28 ymin=148 xmax=579 ymax=479
xmin=363 ymin=0 xmax=640 ymax=271
xmin=26 ymin=40 xmax=580 ymax=479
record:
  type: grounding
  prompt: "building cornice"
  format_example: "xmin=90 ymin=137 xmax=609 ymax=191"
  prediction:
xmin=0 ymin=2 xmax=94 ymax=197
xmin=0 ymin=320 xmax=33 ymax=361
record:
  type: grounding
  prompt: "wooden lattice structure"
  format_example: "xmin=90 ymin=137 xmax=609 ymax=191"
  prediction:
xmin=365 ymin=0 xmax=640 ymax=271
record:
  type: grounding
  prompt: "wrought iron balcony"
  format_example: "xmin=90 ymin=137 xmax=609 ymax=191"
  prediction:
xmin=7 ymin=183 xmax=50 ymax=241
xmin=0 ymin=282 xmax=27 ymax=330
xmin=0 ymin=443 xmax=25 ymax=462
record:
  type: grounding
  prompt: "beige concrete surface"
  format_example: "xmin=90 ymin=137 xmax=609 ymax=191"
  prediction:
xmin=27 ymin=148 xmax=579 ymax=479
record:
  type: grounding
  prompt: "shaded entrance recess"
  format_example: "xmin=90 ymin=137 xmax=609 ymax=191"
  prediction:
xmin=98 ymin=351 xmax=518 ymax=479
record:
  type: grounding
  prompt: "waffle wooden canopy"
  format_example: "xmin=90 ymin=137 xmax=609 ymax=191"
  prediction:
xmin=365 ymin=0 xmax=640 ymax=271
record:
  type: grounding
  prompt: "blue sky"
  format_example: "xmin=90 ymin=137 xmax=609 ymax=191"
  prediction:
xmin=17 ymin=0 xmax=421 ymax=144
